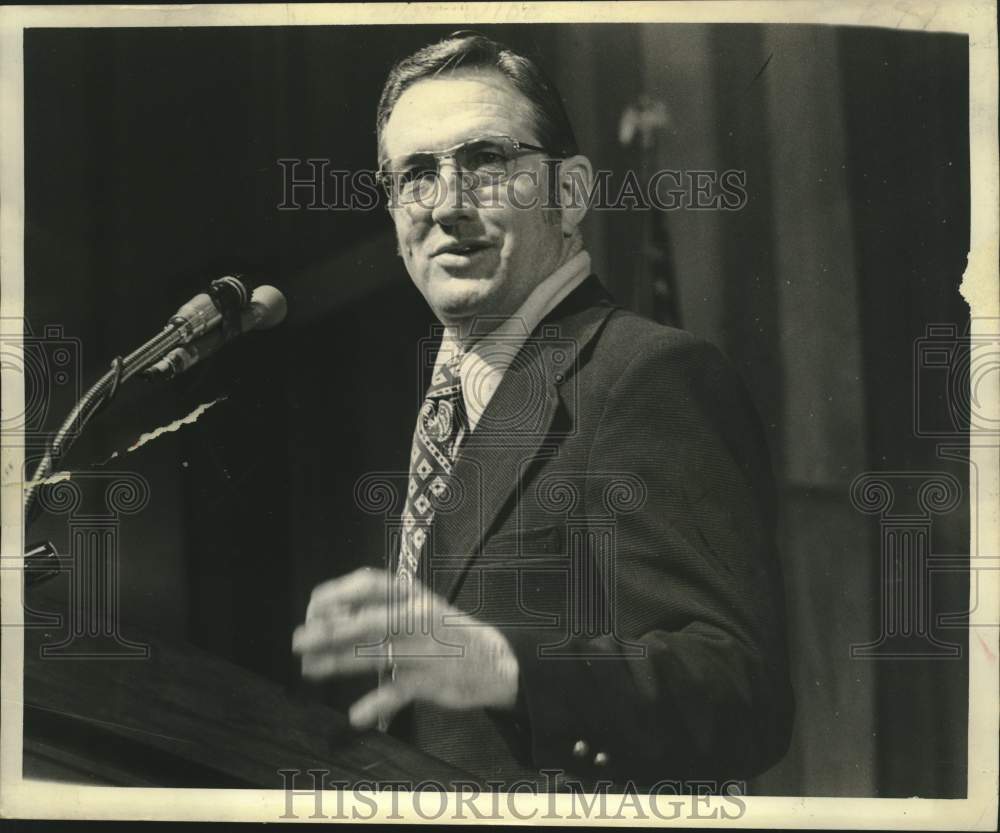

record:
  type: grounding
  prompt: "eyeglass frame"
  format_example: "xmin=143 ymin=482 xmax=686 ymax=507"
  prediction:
xmin=375 ymin=134 xmax=566 ymax=204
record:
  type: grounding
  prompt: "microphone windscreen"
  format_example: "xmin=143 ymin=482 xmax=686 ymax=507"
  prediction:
xmin=248 ymin=285 xmax=288 ymax=330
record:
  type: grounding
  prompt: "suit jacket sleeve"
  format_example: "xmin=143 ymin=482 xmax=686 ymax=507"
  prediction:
xmin=500 ymin=334 xmax=794 ymax=786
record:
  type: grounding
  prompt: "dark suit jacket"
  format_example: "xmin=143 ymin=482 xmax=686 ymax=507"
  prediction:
xmin=391 ymin=275 xmax=794 ymax=789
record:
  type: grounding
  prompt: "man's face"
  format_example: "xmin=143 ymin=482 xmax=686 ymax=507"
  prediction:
xmin=381 ymin=69 xmax=565 ymax=328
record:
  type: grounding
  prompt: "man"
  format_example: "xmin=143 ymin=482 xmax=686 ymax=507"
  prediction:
xmin=293 ymin=33 xmax=793 ymax=789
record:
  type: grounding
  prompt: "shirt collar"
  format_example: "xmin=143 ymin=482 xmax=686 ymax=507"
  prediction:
xmin=434 ymin=250 xmax=592 ymax=431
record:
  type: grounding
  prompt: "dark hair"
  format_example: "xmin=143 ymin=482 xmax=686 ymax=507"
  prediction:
xmin=376 ymin=32 xmax=579 ymax=161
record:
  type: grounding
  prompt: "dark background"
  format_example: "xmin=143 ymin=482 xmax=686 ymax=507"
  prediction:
xmin=22 ymin=23 xmax=970 ymax=797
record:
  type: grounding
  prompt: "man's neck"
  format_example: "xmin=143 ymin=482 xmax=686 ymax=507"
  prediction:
xmin=435 ymin=245 xmax=592 ymax=431
xmin=446 ymin=236 xmax=585 ymax=349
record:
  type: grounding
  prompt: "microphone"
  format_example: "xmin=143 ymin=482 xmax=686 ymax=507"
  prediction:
xmin=144 ymin=284 xmax=287 ymax=380
xmin=167 ymin=274 xmax=250 ymax=343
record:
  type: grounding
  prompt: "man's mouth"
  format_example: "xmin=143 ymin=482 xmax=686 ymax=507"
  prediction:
xmin=431 ymin=240 xmax=492 ymax=257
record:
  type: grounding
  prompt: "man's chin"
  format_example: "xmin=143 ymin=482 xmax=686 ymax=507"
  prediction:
xmin=426 ymin=277 xmax=498 ymax=323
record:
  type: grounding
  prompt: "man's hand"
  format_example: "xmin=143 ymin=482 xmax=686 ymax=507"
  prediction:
xmin=292 ymin=567 xmax=520 ymax=729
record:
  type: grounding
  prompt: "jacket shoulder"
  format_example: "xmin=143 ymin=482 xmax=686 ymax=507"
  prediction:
xmin=586 ymin=307 xmax=726 ymax=382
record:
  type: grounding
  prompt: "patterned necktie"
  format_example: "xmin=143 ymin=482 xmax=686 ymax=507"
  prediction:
xmin=396 ymin=351 xmax=467 ymax=587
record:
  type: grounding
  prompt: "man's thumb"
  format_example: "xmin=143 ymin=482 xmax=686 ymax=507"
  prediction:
xmin=348 ymin=682 xmax=411 ymax=730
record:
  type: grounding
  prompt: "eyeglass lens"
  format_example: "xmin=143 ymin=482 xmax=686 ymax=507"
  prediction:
xmin=386 ymin=138 xmax=522 ymax=202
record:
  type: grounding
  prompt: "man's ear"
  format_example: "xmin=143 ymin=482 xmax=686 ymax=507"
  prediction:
xmin=556 ymin=154 xmax=593 ymax=237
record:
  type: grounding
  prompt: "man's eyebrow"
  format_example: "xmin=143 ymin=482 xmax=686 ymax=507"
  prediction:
xmin=385 ymin=148 xmax=442 ymax=166
xmin=393 ymin=136 xmax=499 ymax=157
xmin=382 ymin=150 xmax=428 ymax=166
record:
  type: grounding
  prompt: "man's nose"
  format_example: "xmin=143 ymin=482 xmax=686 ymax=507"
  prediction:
xmin=429 ymin=161 xmax=477 ymax=225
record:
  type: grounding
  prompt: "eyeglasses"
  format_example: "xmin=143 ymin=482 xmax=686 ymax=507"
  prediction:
xmin=376 ymin=135 xmax=557 ymax=205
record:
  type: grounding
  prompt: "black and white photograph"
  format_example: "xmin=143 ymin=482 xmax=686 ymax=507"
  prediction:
xmin=0 ymin=2 xmax=997 ymax=827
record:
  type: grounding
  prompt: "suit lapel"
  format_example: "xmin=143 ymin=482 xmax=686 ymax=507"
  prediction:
xmin=428 ymin=276 xmax=616 ymax=600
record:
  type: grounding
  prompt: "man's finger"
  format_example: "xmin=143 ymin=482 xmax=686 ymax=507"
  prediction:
xmin=292 ymin=606 xmax=394 ymax=654
xmin=348 ymin=682 xmax=412 ymax=730
xmin=306 ymin=567 xmax=403 ymax=620
xmin=300 ymin=646 xmax=390 ymax=680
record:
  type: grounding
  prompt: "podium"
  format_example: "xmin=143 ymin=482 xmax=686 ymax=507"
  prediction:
xmin=21 ymin=576 xmax=469 ymax=788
